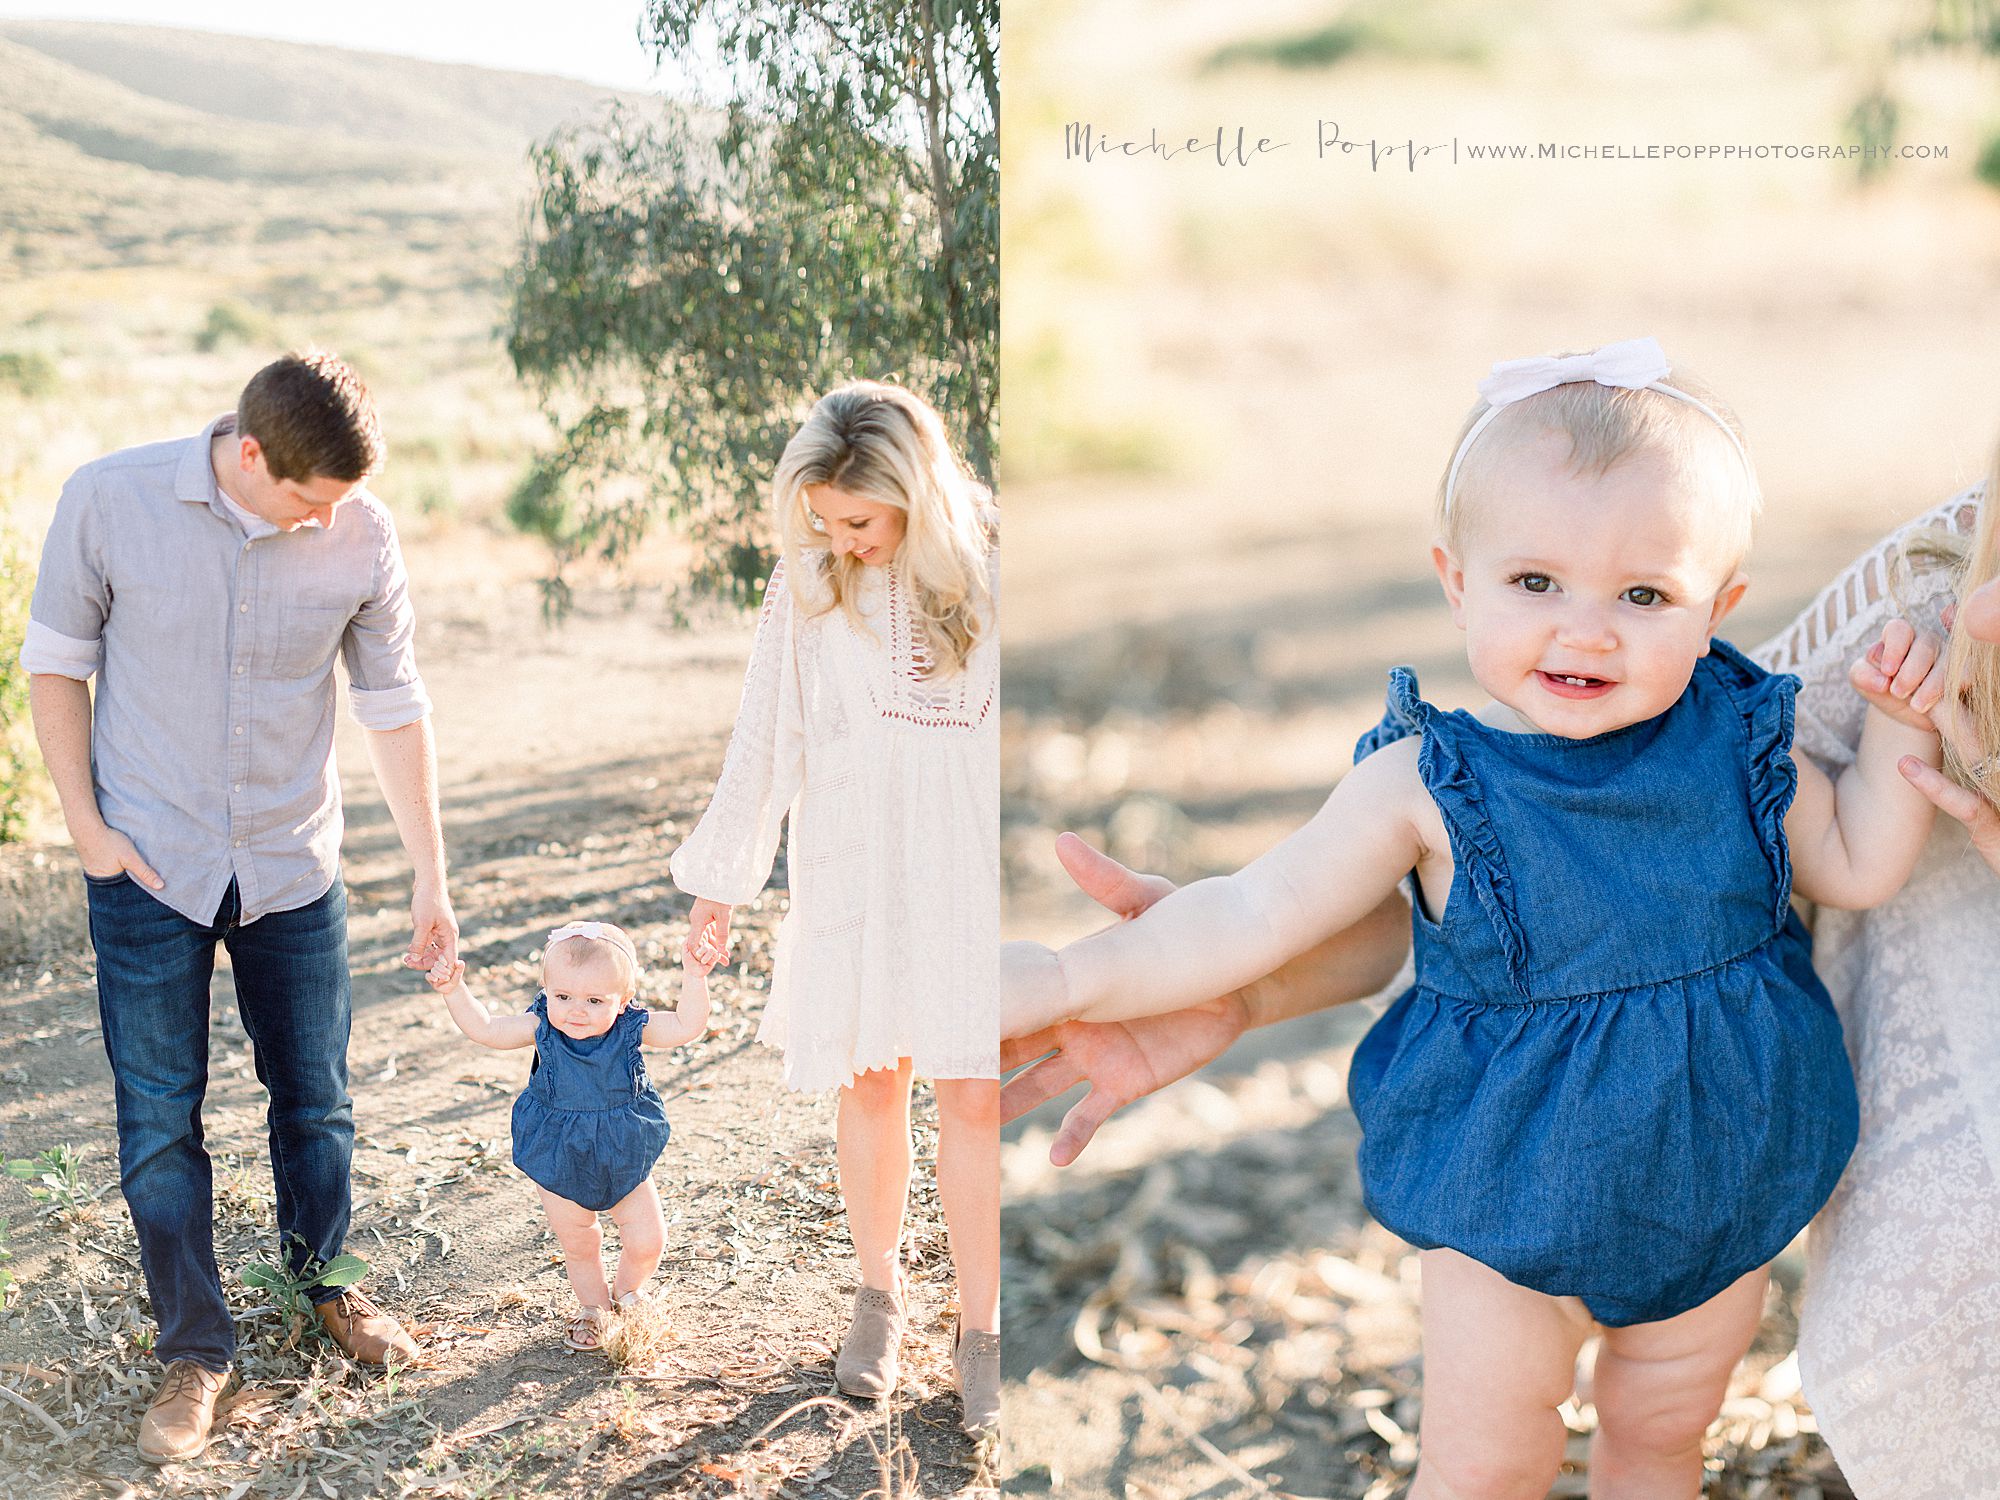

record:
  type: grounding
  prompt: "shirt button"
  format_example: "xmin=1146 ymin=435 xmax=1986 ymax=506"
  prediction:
xmin=234 ymin=839 xmax=246 ymax=848
xmin=233 ymin=783 xmax=244 ymax=793
xmin=234 ymin=726 xmax=244 ymax=736
xmin=238 ymin=603 xmax=248 ymax=613
xmin=235 ymin=665 xmax=245 ymax=676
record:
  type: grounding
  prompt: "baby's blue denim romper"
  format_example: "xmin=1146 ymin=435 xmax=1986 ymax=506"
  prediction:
xmin=511 ymin=995 xmax=673 ymax=1212
xmin=1348 ymin=639 xmax=1859 ymax=1326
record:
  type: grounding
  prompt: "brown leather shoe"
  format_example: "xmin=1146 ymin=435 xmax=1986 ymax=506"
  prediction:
xmin=315 ymin=1287 xmax=420 ymax=1366
xmin=138 ymin=1359 xmax=229 ymax=1465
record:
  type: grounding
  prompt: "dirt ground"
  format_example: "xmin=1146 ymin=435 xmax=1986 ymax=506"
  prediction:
xmin=0 ymin=531 xmax=995 ymax=1498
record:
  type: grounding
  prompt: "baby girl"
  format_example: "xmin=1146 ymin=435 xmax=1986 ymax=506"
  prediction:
xmin=428 ymin=919 xmax=716 ymax=1352
xmin=1005 ymin=339 xmax=1953 ymax=1496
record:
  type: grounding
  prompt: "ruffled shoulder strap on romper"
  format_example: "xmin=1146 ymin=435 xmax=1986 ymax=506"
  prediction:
xmin=1354 ymin=669 xmax=1532 ymax=997
xmin=1699 ymin=639 xmax=1803 ymax=920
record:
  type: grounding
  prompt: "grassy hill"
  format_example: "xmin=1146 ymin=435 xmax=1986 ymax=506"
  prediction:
xmin=0 ymin=20 xmax=651 ymax=157
xmin=0 ymin=21 xmax=685 ymax=594
xmin=0 ymin=23 xmax=660 ymax=275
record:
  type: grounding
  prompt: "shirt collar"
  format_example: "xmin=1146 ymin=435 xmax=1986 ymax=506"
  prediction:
xmin=179 ymin=413 xmax=317 ymax=538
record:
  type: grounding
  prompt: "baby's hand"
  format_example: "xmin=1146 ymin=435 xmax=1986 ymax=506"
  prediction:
xmin=1850 ymin=618 xmax=1948 ymax=732
xmin=425 ymin=957 xmax=465 ymax=994
xmin=682 ymin=932 xmax=728 ymax=978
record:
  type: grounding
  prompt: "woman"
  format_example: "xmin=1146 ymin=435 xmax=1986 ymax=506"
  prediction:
xmin=673 ymin=382 xmax=1000 ymax=1433
xmin=1005 ymin=463 xmax=2000 ymax=1488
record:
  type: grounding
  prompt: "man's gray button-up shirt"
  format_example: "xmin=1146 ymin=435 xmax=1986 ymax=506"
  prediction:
xmin=20 ymin=414 xmax=431 ymax=924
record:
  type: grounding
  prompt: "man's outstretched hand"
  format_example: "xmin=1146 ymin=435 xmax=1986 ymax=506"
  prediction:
xmin=1002 ymin=834 xmax=1247 ymax=1165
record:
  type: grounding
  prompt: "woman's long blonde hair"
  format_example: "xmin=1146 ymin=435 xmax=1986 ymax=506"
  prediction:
xmin=1943 ymin=441 xmax=2000 ymax=803
xmin=1903 ymin=433 xmax=2000 ymax=806
xmin=774 ymin=381 xmax=996 ymax=677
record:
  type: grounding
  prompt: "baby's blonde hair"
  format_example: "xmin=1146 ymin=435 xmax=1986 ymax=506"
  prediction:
xmin=543 ymin=922 xmax=639 ymax=998
xmin=775 ymin=381 xmax=996 ymax=677
xmin=1440 ymin=358 xmax=1762 ymax=573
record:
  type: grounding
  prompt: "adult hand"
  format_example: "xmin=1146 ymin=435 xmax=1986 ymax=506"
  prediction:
xmin=1003 ymin=1002 xmax=1249 ymax=1166
xmin=404 ymin=880 xmax=459 ymax=972
xmin=1898 ymin=679 xmax=2000 ymax=872
xmin=685 ymin=897 xmax=734 ymax=969
xmin=73 ymin=822 xmax=164 ymax=890
xmin=1002 ymin=834 xmax=1248 ymax=1164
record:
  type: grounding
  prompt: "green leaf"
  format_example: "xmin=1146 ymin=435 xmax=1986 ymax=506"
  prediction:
xmin=317 ymin=1254 xmax=370 ymax=1287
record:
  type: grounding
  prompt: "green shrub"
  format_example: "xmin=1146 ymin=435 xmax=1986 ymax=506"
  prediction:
xmin=0 ymin=526 xmax=32 ymax=843
xmin=1979 ymin=127 xmax=2000 ymax=191
xmin=0 ymin=353 xmax=57 ymax=398
xmin=1205 ymin=3 xmax=1497 ymax=71
xmin=195 ymin=300 xmax=263 ymax=353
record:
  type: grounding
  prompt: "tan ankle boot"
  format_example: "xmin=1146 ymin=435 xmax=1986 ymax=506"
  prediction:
xmin=315 ymin=1287 xmax=420 ymax=1366
xmin=953 ymin=1317 xmax=1001 ymax=1435
xmin=138 ymin=1360 xmax=229 ymax=1464
xmin=834 ymin=1283 xmax=906 ymax=1398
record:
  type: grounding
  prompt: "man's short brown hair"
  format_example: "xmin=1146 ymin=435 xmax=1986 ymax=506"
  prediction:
xmin=237 ymin=351 xmax=385 ymax=483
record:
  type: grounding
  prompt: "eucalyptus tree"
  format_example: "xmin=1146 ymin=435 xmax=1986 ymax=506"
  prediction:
xmin=508 ymin=0 xmax=997 ymax=603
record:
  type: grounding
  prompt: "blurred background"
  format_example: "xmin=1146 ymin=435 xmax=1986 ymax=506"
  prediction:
xmin=1000 ymin=0 xmax=2000 ymax=1494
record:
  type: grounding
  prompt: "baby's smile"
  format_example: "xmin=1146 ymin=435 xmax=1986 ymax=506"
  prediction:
xmin=1535 ymin=670 xmax=1618 ymax=700
xmin=1443 ymin=433 xmax=1746 ymax=739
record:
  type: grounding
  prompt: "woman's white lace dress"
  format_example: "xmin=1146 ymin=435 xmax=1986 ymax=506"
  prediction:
xmin=669 ymin=551 xmax=999 ymax=1092
xmin=1753 ymin=489 xmax=2000 ymax=1495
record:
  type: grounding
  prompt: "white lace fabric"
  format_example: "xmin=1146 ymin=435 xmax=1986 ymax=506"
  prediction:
xmin=1753 ymin=488 xmax=2000 ymax=1495
xmin=670 ymin=552 xmax=1000 ymax=1092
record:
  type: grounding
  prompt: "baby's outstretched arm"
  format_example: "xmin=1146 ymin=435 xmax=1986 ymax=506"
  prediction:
xmin=425 ymin=959 xmax=538 ymax=1050
xmin=1787 ymin=619 xmax=1945 ymax=910
xmin=642 ymin=934 xmax=723 ymax=1049
xmin=1006 ymin=739 xmax=1430 ymax=1035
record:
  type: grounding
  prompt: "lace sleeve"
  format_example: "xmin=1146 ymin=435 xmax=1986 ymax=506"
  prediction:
xmin=1752 ymin=487 xmax=1983 ymax=771
xmin=669 ymin=560 xmax=808 ymax=906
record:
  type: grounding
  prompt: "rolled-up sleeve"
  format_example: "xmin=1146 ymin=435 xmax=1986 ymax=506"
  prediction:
xmin=342 ymin=504 xmax=431 ymax=731
xmin=22 ymin=473 xmax=109 ymax=680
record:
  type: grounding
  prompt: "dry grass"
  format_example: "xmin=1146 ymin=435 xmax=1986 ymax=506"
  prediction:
xmin=602 ymin=1292 xmax=677 ymax=1374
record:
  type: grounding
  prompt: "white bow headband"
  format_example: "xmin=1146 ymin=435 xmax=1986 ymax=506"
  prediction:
xmin=1441 ymin=337 xmax=1754 ymax=516
xmin=546 ymin=921 xmax=639 ymax=966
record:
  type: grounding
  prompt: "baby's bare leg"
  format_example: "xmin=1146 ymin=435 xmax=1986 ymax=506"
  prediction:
xmin=1589 ymin=1266 xmax=1767 ymax=1499
xmin=606 ymin=1179 xmax=666 ymax=1301
xmin=1412 ymin=1248 xmax=1594 ymax=1500
xmin=537 ymin=1186 xmax=610 ymax=1310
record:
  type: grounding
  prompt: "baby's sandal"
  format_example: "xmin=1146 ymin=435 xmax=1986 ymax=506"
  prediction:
xmin=563 ymin=1306 xmax=611 ymax=1352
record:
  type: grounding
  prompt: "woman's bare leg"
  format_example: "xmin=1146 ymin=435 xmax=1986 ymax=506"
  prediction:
xmin=838 ymin=1059 xmax=915 ymax=1291
xmin=932 ymin=1077 xmax=999 ymax=1335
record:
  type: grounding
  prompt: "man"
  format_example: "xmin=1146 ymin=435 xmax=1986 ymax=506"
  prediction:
xmin=21 ymin=351 xmax=457 ymax=1464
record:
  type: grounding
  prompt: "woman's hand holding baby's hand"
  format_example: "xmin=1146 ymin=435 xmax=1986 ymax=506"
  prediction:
xmin=1851 ymin=619 xmax=1949 ymax=732
xmin=425 ymin=957 xmax=465 ymax=994
xmin=683 ymin=931 xmax=728 ymax=977
xmin=683 ymin=898 xmax=733 ymax=973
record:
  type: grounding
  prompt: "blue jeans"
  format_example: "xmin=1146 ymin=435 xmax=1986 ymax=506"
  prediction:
xmin=87 ymin=873 xmax=353 ymax=1372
